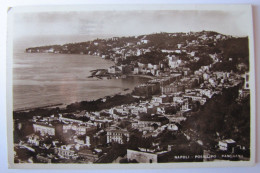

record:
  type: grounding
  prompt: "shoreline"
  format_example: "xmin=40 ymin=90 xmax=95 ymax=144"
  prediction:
xmin=13 ymin=103 xmax=65 ymax=112
xmin=14 ymin=51 xmax=154 ymax=113
xmin=13 ymin=91 xmax=138 ymax=115
xmin=13 ymin=75 xmax=150 ymax=113
xmin=13 ymin=51 xmax=117 ymax=113
xmin=127 ymin=74 xmax=155 ymax=79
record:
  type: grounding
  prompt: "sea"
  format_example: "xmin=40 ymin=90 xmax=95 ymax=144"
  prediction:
xmin=13 ymin=35 xmax=148 ymax=111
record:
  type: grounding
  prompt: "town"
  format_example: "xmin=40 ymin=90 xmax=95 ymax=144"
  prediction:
xmin=14 ymin=31 xmax=251 ymax=163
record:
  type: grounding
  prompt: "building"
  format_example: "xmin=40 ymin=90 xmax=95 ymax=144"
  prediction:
xmin=239 ymin=72 xmax=250 ymax=99
xmin=85 ymin=136 xmax=92 ymax=147
xmin=107 ymin=66 xmax=122 ymax=74
xmin=152 ymin=95 xmax=169 ymax=104
xmin=33 ymin=123 xmax=55 ymax=136
xmin=78 ymin=150 xmax=98 ymax=163
xmin=55 ymin=145 xmax=75 ymax=159
xmin=132 ymin=121 xmax=156 ymax=131
xmin=243 ymin=72 xmax=250 ymax=89
xmin=239 ymin=89 xmax=250 ymax=99
xmin=48 ymin=48 xmax=54 ymax=53
xmin=59 ymin=115 xmax=83 ymax=124
xmin=218 ymin=139 xmax=236 ymax=152
xmin=27 ymin=134 xmax=40 ymax=146
xmin=133 ymin=83 xmax=160 ymax=96
xmin=146 ymin=63 xmax=153 ymax=69
xmin=106 ymin=129 xmax=130 ymax=144
xmin=181 ymin=99 xmax=191 ymax=111
xmin=111 ymin=37 xmax=119 ymax=41
xmin=133 ymin=67 xmax=139 ymax=74
xmin=127 ymin=149 xmax=157 ymax=163
xmin=161 ymin=84 xmax=183 ymax=94
xmin=141 ymin=39 xmax=149 ymax=44
xmin=167 ymin=123 xmax=179 ymax=131
xmin=183 ymin=94 xmax=207 ymax=105
xmin=63 ymin=123 xmax=86 ymax=135
xmin=132 ymin=116 xmax=169 ymax=131
xmin=63 ymin=123 xmax=97 ymax=135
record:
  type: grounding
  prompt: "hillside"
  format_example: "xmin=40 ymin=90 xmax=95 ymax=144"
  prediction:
xmin=25 ymin=31 xmax=249 ymax=73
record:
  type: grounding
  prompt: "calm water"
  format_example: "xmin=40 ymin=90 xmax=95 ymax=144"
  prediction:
xmin=13 ymin=36 xmax=147 ymax=110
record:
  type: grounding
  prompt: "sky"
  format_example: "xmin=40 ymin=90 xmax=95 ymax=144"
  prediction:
xmin=12 ymin=8 xmax=250 ymax=39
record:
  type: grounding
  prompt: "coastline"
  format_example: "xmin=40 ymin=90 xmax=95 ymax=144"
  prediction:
xmin=13 ymin=50 xmax=123 ymax=111
xmin=13 ymin=75 xmax=150 ymax=113
xmin=14 ymin=103 xmax=65 ymax=112
xmin=127 ymin=74 xmax=155 ymax=79
xmin=13 ymin=51 xmax=153 ymax=113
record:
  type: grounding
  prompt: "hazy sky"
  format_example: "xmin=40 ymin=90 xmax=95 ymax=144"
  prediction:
xmin=13 ymin=9 xmax=250 ymax=38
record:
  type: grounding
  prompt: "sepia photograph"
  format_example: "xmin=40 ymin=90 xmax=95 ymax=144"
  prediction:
xmin=6 ymin=4 xmax=255 ymax=169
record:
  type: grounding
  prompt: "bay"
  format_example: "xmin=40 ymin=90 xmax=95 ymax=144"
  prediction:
xmin=13 ymin=36 xmax=147 ymax=111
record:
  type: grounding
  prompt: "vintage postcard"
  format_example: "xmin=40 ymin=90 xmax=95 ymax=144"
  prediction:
xmin=6 ymin=4 xmax=255 ymax=169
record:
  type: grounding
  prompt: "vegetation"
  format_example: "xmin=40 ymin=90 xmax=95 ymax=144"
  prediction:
xmin=212 ymin=37 xmax=249 ymax=72
xmin=186 ymin=54 xmax=213 ymax=71
xmin=96 ymin=143 xmax=127 ymax=163
xmin=182 ymin=85 xmax=250 ymax=148
xmin=13 ymin=94 xmax=144 ymax=120
xmin=66 ymin=94 xmax=142 ymax=112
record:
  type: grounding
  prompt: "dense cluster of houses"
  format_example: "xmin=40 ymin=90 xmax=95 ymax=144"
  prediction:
xmin=14 ymin=66 xmax=248 ymax=163
xmin=102 ymin=32 xmax=228 ymax=77
xmin=25 ymin=31 xmax=231 ymax=78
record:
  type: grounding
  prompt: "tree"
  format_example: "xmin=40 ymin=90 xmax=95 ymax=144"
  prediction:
xmin=152 ymin=123 xmax=159 ymax=130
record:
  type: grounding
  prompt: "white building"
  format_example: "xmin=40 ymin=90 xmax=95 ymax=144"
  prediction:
xmin=33 ymin=123 xmax=55 ymax=136
xmin=127 ymin=149 xmax=158 ymax=163
xmin=218 ymin=139 xmax=236 ymax=151
xmin=55 ymin=145 xmax=75 ymax=159
xmin=141 ymin=39 xmax=149 ymax=44
xmin=106 ymin=129 xmax=130 ymax=144
xmin=133 ymin=67 xmax=139 ymax=74
xmin=167 ymin=124 xmax=179 ymax=131
xmin=27 ymin=135 xmax=40 ymax=146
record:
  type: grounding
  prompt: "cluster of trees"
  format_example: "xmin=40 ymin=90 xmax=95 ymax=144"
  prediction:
xmin=62 ymin=113 xmax=90 ymax=122
xmin=127 ymin=135 xmax=154 ymax=150
xmin=66 ymin=94 xmax=142 ymax=112
xmin=186 ymin=54 xmax=213 ymax=71
xmin=26 ymin=45 xmax=62 ymax=53
xmin=220 ymin=37 xmax=249 ymax=63
xmin=138 ymin=51 xmax=167 ymax=65
xmin=212 ymin=37 xmax=249 ymax=72
xmin=13 ymin=121 xmax=34 ymax=143
xmin=14 ymin=147 xmax=36 ymax=163
xmin=158 ymin=142 xmax=203 ymax=162
xmin=182 ymin=85 xmax=250 ymax=148
xmin=121 ymin=51 xmax=167 ymax=66
xmin=96 ymin=143 xmax=127 ymax=163
xmin=13 ymin=107 xmax=61 ymax=120
xmin=141 ymin=32 xmax=196 ymax=49
xmin=139 ymin=113 xmax=167 ymax=121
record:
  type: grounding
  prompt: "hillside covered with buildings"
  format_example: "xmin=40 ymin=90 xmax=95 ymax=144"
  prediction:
xmin=14 ymin=31 xmax=251 ymax=164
